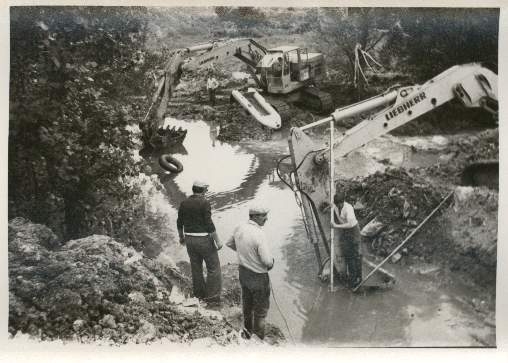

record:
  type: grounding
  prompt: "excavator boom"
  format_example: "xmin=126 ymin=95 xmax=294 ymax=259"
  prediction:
xmin=286 ymin=63 xmax=498 ymax=287
xmin=182 ymin=38 xmax=267 ymax=73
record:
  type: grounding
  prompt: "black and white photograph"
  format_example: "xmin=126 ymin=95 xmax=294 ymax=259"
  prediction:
xmin=4 ymin=2 xmax=507 ymax=360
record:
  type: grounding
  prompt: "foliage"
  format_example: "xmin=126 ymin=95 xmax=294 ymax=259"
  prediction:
xmin=9 ymin=6 xmax=153 ymax=241
xmin=313 ymin=8 xmax=499 ymax=85
xmin=214 ymin=6 xmax=267 ymax=34
xmin=397 ymin=8 xmax=499 ymax=81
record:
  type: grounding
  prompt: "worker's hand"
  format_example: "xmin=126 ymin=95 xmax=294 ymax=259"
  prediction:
xmin=215 ymin=240 xmax=223 ymax=250
xmin=210 ymin=232 xmax=222 ymax=250
xmin=179 ymin=236 xmax=185 ymax=246
xmin=267 ymin=258 xmax=275 ymax=271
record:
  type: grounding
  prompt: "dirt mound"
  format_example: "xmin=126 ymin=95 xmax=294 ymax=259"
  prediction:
xmin=340 ymin=168 xmax=497 ymax=290
xmin=413 ymin=129 xmax=498 ymax=187
xmin=8 ymin=217 xmax=236 ymax=345
xmin=443 ymin=187 xmax=497 ymax=286
xmin=339 ymin=168 xmax=449 ymax=257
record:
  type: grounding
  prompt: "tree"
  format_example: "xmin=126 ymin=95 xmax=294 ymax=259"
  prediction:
xmin=398 ymin=8 xmax=499 ymax=81
xmin=214 ymin=6 xmax=267 ymax=29
xmin=313 ymin=7 xmax=498 ymax=85
xmin=9 ymin=7 xmax=151 ymax=240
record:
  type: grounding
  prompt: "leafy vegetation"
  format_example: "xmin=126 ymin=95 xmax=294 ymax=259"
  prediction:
xmin=312 ymin=8 xmax=498 ymax=84
xmin=9 ymin=7 xmax=153 ymax=241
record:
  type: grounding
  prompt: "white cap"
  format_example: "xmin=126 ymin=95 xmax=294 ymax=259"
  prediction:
xmin=193 ymin=180 xmax=209 ymax=189
xmin=249 ymin=204 xmax=269 ymax=215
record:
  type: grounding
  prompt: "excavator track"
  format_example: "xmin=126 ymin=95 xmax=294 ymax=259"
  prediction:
xmin=265 ymin=98 xmax=291 ymax=122
xmin=301 ymin=87 xmax=334 ymax=114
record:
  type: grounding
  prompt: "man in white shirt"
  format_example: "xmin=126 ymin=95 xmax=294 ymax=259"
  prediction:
xmin=226 ymin=205 xmax=274 ymax=340
xmin=206 ymin=72 xmax=219 ymax=106
xmin=332 ymin=191 xmax=362 ymax=288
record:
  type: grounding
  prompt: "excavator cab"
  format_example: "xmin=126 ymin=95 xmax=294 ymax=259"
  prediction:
xmin=263 ymin=48 xmax=295 ymax=94
xmin=262 ymin=46 xmax=327 ymax=94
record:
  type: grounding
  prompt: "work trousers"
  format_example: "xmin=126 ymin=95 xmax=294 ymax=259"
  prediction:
xmin=339 ymin=225 xmax=363 ymax=288
xmin=185 ymin=235 xmax=222 ymax=303
xmin=239 ymin=265 xmax=270 ymax=340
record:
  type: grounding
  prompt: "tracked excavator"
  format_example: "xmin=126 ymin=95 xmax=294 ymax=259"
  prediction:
xmin=143 ymin=38 xmax=333 ymax=144
xmin=280 ymin=63 xmax=498 ymax=289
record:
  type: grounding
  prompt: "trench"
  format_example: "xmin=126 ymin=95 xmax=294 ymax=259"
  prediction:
xmin=141 ymin=117 xmax=495 ymax=347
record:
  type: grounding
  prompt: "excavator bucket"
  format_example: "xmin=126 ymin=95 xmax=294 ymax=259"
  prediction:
xmin=288 ymin=127 xmax=395 ymax=288
xmin=320 ymin=258 xmax=395 ymax=289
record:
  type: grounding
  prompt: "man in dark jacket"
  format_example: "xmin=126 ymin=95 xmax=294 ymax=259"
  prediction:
xmin=177 ymin=180 xmax=222 ymax=305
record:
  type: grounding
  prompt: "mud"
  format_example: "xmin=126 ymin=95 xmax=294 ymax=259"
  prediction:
xmin=337 ymin=166 xmax=497 ymax=326
xmin=162 ymin=68 xmax=324 ymax=142
xmin=409 ymin=129 xmax=498 ymax=187
xmin=336 ymin=163 xmax=497 ymax=303
xmin=176 ymin=261 xmax=286 ymax=346
xmin=8 ymin=218 xmax=251 ymax=345
xmin=338 ymin=168 xmax=448 ymax=257
xmin=8 ymin=215 xmax=288 ymax=346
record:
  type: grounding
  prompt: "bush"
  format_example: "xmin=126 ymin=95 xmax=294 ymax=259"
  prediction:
xmin=9 ymin=7 xmax=152 ymax=240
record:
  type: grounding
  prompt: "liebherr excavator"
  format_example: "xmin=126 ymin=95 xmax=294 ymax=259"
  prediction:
xmin=283 ymin=63 xmax=498 ymax=288
xmin=145 ymin=38 xmax=332 ymax=137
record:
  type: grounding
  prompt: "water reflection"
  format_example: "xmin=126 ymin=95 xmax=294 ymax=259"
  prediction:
xmin=162 ymin=118 xmax=256 ymax=199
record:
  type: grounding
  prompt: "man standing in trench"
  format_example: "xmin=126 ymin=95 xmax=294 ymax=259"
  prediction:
xmin=331 ymin=191 xmax=362 ymax=288
xmin=177 ymin=180 xmax=222 ymax=306
xmin=206 ymin=71 xmax=219 ymax=107
xmin=226 ymin=205 xmax=274 ymax=340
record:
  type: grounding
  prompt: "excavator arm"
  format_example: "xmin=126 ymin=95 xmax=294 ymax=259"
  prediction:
xmin=152 ymin=39 xmax=267 ymax=120
xmin=181 ymin=38 xmax=267 ymax=73
xmin=286 ymin=63 xmax=498 ymax=285
xmin=312 ymin=63 xmax=497 ymax=162
xmin=141 ymin=38 xmax=279 ymax=145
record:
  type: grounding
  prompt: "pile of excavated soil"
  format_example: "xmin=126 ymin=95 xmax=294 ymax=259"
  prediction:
xmin=339 ymin=168 xmax=449 ymax=257
xmin=340 ymin=166 xmax=497 ymax=295
xmin=442 ymin=186 xmax=498 ymax=287
xmin=411 ymin=129 xmax=498 ymax=187
xmin=8 ymin=218 xmax=237 ymax=345
xmin=9 ymin=217 xmax=286 ymax=346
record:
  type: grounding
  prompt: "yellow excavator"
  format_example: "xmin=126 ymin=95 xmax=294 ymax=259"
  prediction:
xmin=281 ymin=63 xmax=498 ymax=289
xmin=142 ymin=38 xmax=333 ymax=145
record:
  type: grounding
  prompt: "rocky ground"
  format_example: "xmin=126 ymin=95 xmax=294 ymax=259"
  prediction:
xmin=8 ymin=217 xmax=284 ymax=346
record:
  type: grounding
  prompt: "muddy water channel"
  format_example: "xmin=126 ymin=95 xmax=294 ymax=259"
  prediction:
xmin=143 ymin=118 xmax=494 ymax=347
